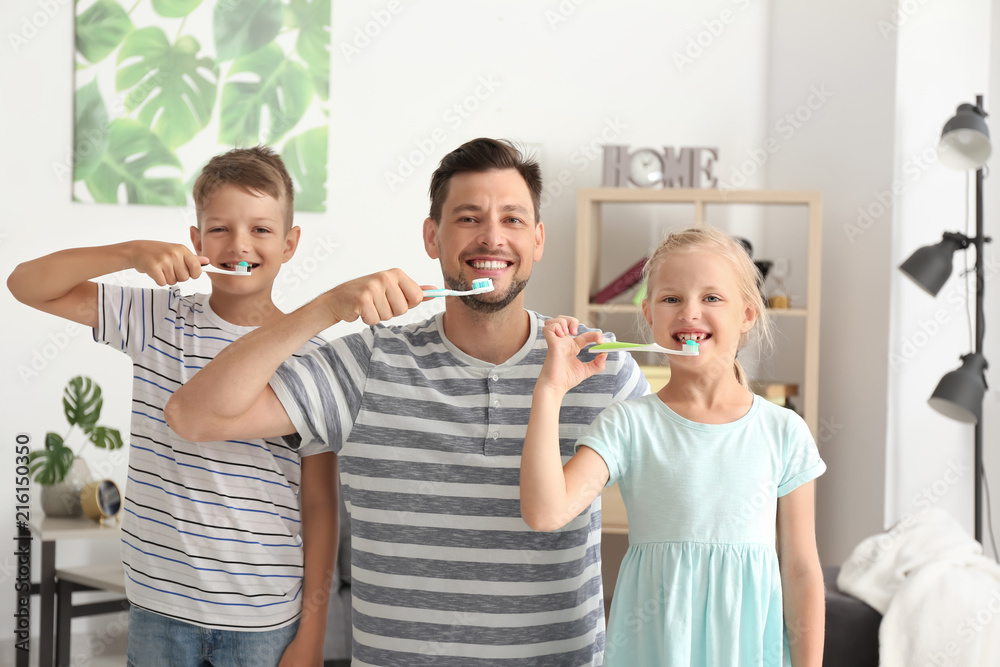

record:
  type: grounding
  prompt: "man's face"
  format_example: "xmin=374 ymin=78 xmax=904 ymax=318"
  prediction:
xmin=423 ymin=169 xmax=544 ymax=313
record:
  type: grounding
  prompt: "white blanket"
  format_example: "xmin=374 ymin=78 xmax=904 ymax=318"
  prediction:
xmin=838 ymin=508 xmax=1000 ymax=667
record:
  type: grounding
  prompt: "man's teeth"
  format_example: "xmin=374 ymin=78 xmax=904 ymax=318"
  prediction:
xmin=676 ymin=333 xmax=707 ymax=342
xmin=471 ymin=260 xmax=508 ymax=270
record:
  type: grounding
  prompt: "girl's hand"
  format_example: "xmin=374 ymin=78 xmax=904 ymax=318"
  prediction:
xmin=128 ymin=241 xmax=207 ymax=286
xmin=536 ymin=320 xmax=607 ymax=396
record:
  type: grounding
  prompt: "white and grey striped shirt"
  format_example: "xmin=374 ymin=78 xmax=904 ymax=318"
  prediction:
xmin=96 ymin=285 xmax=325 ymax=630
xmin=270 ymin=310 xmax=648 ymax=666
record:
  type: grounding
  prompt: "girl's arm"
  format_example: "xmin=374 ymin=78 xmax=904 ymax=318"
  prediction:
xmin=280 ymin=451 xmax=338 ymax=666
xmin=777 ymin=481 xmax=825 ymax=667
xmin=520 ymin=321 xmax=612 ymax=532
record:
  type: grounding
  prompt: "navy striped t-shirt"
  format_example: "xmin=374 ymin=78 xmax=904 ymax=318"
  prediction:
xmin=96 ymin=284 xmax=325 ymax=630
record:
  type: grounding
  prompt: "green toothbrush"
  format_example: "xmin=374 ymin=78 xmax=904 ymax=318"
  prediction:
xmin=587 ymin=339 xmax=700 ymax=356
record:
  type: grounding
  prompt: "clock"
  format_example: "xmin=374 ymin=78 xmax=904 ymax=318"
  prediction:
xmin=603 ymin=145 xmax=720 ymax=188
xmin=629 ymin=148 xmax=664 ymax=187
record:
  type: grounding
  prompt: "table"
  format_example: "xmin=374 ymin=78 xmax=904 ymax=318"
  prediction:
xmin=21 ymin=517 xmax=122 ymax=667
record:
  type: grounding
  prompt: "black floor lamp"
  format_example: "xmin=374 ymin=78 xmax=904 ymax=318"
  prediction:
xmin=899 ymin=95 xmax=993 ymax=544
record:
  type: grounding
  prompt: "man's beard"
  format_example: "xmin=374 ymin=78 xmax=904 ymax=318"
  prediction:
xmin=444 ymin=272 xmax=530 ymax=314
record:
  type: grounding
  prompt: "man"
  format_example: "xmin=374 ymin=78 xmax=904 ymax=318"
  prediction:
xmin=167 ymin=138 xmax=648 ymax=666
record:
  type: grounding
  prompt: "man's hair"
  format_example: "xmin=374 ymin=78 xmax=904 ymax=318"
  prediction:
xmin=193 ymin=145 xmax=295 ymax=231
xmin=428 ymin=138 xmax=542 ymax=223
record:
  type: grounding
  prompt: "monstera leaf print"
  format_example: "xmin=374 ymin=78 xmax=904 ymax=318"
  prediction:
xmin=84 ymin=118 xmax=186 ymax=205
xmin=116 ymin=27 xmax=218 ymax=150
xmin=219 ymin=43 xmax=312 ymax=146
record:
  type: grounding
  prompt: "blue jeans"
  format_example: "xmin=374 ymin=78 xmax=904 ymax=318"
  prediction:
xmin=127 ymin=605 xmax=300 ymax=666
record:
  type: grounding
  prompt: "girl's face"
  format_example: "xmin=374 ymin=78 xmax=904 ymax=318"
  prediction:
xmin=642 ymin=250 xmax=757 ymax=367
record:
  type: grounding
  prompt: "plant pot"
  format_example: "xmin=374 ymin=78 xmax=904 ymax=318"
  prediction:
xmin=40 ymin=457 xmax=92 ymax=518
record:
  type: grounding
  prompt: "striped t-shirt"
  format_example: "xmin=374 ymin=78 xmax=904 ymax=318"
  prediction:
xmin=95 ymin=284 xmax=325 ymax=630
xmin=269 ymin=310 xmax=648 ymax=666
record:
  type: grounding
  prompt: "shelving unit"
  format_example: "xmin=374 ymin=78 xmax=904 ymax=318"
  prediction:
xmin=575 ymin=187 xmax=822 ymax=435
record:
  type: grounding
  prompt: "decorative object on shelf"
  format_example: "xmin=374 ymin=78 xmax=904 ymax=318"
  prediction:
xmin=768 ymin=258 xmax=791 ymax=309
xmin=602 ymin=145 xmax=719 ymax=188
xmin=735 ymin=237 xmax=773 ymax=304
xmin=29 ymin=376 xmax=124 ymax=518
xmin=591 ymin=256 xmax=649 ymax=304
xmin=81 ymin=479 xmax=123 ymax=523
xmin=898 ymin=95 xmax=993 ymax=544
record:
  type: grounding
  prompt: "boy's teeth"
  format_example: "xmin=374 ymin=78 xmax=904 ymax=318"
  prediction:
xmin=471 ymin=260 xmax=507 ymax=270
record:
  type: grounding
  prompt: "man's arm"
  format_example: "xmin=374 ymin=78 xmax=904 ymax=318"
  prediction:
xmin=7 ymin=241 xmax=207 ymax=327
xmin=165 ymin=269 xmax=425 ymax=442
xmin=279 ymin=451 xmax=338 ymax=666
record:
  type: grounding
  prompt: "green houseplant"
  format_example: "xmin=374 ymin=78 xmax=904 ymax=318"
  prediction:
xmin=29 ymin=376 xmax=124 ymax=516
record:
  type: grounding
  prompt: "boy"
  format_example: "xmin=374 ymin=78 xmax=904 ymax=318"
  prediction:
xmin=7 ymin=146 xmax=336 ymax=665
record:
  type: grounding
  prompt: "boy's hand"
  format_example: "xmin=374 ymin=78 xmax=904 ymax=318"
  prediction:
xmin=326 ymin=269 xmax=424 ymax=325
xmin=536 ymin=321 xmax=607 ymax=396
xmin=278 ymin=635 xmax=322 ymax=666
xmin=129 ymin=240 xmax=207 ymax=286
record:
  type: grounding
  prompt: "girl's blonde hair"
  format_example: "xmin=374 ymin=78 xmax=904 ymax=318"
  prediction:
xmin=641 ymin=225 xmax=773 ymax=389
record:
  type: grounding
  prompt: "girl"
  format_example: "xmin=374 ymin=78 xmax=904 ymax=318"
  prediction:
xmin=520 ymin=226 xmax=825 ymax=666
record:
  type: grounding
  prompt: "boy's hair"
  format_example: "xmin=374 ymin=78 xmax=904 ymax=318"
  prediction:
xmin=193 ymin=145 xmax=295 ymax=231
xmin=642 ymin=225 xmax=774 ymax=389
xmin=428 ymin=138 xmax=542 ymax=223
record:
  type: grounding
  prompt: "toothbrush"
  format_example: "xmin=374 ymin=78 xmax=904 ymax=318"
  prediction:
xmin=587 ymin=339 xmax=700 ymax=356
xmin=201 ymin=261 xmax=252 ymax=276
xmin=423 ymin=278 xmax=494 ymax=297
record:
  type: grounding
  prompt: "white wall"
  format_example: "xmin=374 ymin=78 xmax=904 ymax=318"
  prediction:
xmin=886 ymin=0 xmax=998 ymax=555
xmin=1 ymin=0 xmax=775 ymax=647
xmin=763 ymin=0 xmax=899 ymax=564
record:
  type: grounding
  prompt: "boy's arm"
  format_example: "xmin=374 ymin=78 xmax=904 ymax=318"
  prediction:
xmin=280 ymin=451 xmax=338 ymax=667
xmin=165 ymin=269 xmax=425 ymax=442
xmin=7 ymin=241 xmax=207 ymax=327
xmin=777 ymin=481 xmax=825 ymax=667
xmin=520 ymin=321 xmax=611 ymax=532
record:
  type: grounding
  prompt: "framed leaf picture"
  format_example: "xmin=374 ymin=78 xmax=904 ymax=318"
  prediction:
xmin=71 ymin=0 xmax=331 ymax=211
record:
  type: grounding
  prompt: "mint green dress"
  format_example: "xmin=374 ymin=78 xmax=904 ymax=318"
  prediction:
xmin=578 ymin=394 xmax=825 ymax=667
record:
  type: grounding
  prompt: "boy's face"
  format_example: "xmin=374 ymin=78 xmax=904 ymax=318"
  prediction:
xmin=191 ymin=183 xmax=299 ymax=297
xmin=422 ymin=168 xmax=544 ymax=313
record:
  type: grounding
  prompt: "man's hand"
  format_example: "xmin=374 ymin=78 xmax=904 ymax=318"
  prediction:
xmin=326 ymin=268 xmax=425 ymax=325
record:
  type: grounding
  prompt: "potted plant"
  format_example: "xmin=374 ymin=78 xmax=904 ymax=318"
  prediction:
xmin=29 ymin=375 xmax=124 ymax=517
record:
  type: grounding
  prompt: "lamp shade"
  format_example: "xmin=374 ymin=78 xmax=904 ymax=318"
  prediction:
xmin=928 ymin=353 xmax=988 ymax=424
xmin=939 ymin=103 xmax=992 ymax=170
xmin=899 ymin=233 xmax=968 ymax=296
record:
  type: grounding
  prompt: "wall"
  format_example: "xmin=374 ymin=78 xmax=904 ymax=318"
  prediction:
xmin=0 ymin=0 xmax=772 ymax=649
xmin=886 ymin=0 xmax=998 ymax=555
xmin=763 ymin=0 xmax=899 ymax=564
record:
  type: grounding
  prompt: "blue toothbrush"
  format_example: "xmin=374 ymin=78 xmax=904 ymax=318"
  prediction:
xmin=424 ymin=278 xmax=494 ymax=297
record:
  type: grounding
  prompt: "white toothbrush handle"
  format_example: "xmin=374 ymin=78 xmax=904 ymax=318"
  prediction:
xmin=201 ymin=265 xmax=251 ymax=276
xmin=423 ymin=286 xmax=491 ymax=297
